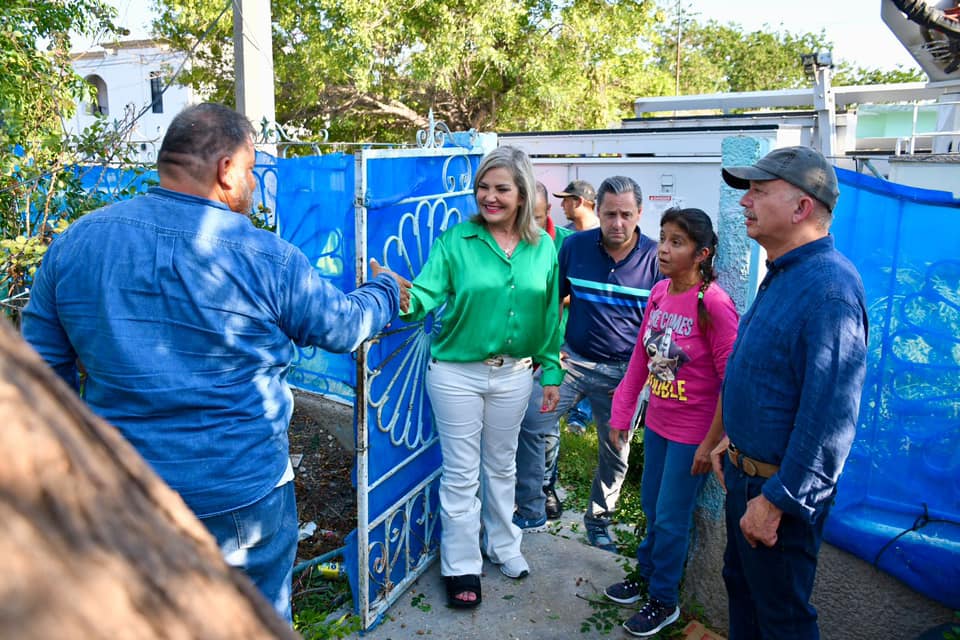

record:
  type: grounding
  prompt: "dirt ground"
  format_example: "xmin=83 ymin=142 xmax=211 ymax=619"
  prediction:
xmin=288 ymin=402 xmax=356 ymax=562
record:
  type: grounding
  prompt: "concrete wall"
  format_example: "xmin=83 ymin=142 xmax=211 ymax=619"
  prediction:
xmin=683 ymin=479 xmax=954 ymax=640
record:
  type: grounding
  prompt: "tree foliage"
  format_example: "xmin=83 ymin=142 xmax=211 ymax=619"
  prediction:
xmin=153 ymin=0 xmax=926 ymax=141
xmin=834 ymin=63 xmax=925 ymax=86
xmin=654 ymin=16 xmax=833 ymax=95
xmin=152 ymin=0 xmax=673 ymax=141
xmin=0 ymin=1 xmax=135 ymax=302
xmin=652 ymin=6 xmax=925 ymax=97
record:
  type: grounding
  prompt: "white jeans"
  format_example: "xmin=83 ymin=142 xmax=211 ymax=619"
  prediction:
xmin=426 ymin=357 xmax=533 ymax=577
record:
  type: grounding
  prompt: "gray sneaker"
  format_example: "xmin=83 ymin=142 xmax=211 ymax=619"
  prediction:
xmin=584 ymin=519 xmax=617 ymax=552
xmin=498 ymin=555 xmax=530 ymax=579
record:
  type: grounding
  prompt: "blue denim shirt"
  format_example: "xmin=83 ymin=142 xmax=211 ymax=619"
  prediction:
xmin=23 ymin=188 xmax=399 ymax=517
xmin=722 ymin=236 xmax=868 ymax=523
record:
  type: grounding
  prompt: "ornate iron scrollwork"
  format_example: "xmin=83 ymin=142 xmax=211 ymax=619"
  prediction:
xmin=415 ymin=109 xmax=478 ymax=149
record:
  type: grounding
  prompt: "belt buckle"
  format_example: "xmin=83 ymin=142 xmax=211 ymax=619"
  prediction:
xmin=485 ymin=355 xmax=505 ymax=367
xmin=741 ymin=456 xmax=760 ymax=477
xmin=729 ymin=443 xmax=760 ymax=477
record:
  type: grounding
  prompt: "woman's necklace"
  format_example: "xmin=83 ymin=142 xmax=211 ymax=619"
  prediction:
xmin=494 ymin=229 xmax=519 ymax=257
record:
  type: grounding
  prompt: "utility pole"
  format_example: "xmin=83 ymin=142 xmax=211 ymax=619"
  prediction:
xmin=675 ymin=0 xmax=682 ymax=96
xmin=233 ymin=0 xmax=276 ymax=138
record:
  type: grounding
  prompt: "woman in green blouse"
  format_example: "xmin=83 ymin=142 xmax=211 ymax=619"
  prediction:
xmin=401 ymin=146 xmax=563 ymax=609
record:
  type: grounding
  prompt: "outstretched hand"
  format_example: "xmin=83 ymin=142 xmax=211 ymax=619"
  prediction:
xmin=370 ymin=258 xmax=411 ymax=313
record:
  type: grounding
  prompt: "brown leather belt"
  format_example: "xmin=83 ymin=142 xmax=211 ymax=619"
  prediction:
xmin=727 ymin=444 xmax=779 ymax=479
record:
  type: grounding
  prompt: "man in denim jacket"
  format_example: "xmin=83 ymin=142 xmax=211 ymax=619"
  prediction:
xmin=714 ymin=147 xmax=868 ymax=639
xmin=23 ymin=103 xmax=409 ymax=623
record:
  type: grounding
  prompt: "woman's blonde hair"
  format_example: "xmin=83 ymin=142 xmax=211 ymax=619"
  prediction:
xmin=471 ymin=145 xmax=540 ymax=245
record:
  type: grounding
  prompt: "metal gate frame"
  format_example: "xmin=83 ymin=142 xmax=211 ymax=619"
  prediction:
xmin=351 ymin=143 xmax=488 ymax=629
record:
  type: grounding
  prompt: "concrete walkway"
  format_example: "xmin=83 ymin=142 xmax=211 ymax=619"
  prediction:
xmin=354 ymin=503 xmax=638 ymax=640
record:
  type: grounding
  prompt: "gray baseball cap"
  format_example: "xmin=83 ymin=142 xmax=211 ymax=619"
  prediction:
xmin=553 ymin=180 xmax=596 ymax=203
xmin=722 ymin=146 xmax=839 ymax=211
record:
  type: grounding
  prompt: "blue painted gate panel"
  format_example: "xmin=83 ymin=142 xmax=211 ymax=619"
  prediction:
xmin=344 ymin=149 xmax=482 ymax=628
xmin=275 ymin=153 xmax=357 ymax=403
xmin=829 ymin=168 xmax=960 ymax=608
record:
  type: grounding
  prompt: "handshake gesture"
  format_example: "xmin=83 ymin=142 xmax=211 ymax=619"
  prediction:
xmin=369 ymin=258 xmax=412 ymax=313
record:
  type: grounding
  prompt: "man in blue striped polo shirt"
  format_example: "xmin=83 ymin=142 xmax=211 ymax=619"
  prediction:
xmin=514 ymin=175 xmax=661 ymax=548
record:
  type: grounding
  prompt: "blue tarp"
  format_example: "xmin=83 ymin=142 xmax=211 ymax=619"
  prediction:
xmin=274 ymin=153 xmax=358 ymax=403
xmin=828 ymin=168 xmax=960 ymax=608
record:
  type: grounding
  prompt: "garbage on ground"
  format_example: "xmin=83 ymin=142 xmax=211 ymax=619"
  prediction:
xmin=298 ymin=522 xmax=316 ymax=541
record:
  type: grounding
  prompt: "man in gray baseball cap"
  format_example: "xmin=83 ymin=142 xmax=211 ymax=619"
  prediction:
xmin=553 ymin=180 xmax=598 ymax=230
xmin=722 ymin=145 xmax=839 ymax=211
xmin=711 ymin=145 xmax=868 ymax=639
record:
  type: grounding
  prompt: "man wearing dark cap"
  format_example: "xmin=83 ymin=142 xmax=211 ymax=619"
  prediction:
xmin=554 ymin=180 xmax=599 ymax=231
xmin=712 ymin=146 xmax=868 ymax=639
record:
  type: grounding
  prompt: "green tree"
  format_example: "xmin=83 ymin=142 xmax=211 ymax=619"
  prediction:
xmin=654 ymin=15 xmax=833 ymax=96
xmin=834 ymin=63 xmax=925 ymax=85
xmin=652 ymin=5 xmax=924 ymax=99
xmin=0 ymin=1 xmax=131 ymax=303
xmin=152 ymin=0 xmax=672 ymax=140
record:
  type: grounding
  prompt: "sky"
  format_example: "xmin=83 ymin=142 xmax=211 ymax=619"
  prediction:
xmin=87 ymin=0 xmax=921 ymax=72
xmin=681 ymin=0 xmax=919 ymax=71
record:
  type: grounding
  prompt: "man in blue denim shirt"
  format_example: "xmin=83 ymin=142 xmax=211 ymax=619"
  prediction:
xmin=22 ymin=103 xmax=410 ymax=623
xmin=713 ymin=146 xmax=868 ymax=640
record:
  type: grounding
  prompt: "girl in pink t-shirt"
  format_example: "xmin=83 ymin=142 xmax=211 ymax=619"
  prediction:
xmin=603 ymin=207 xmax=739 ymax=637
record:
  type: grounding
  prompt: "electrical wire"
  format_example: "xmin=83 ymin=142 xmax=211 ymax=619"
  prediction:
xmin=872 ymin=502 xmax=960 ymax=567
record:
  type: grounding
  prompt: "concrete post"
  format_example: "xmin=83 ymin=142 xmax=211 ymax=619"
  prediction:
xmin=233 ymin=0 xmax=276 ymax=133
xmin=715 ymin=136 xmax=769 ymax=315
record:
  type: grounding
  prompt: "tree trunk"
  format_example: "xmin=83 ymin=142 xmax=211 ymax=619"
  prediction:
xmin=0 ymin=319 xmax=299 ymax=639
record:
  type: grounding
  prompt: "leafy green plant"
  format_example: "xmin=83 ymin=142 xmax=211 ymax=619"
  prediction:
xmin=558 ymin=420 xmax=646 ymax=555
xmin=579 ymin=595 xmax=623 ymax=635
xmin=410 ymin=591 xmax=431 ymax=613
xmin=1 ymin=1 xmax=148 ymax=312
xmin=944 ymin=611 xmax=960 ymax=640
xmin=292 ymin=565 xmax=361 ymax=639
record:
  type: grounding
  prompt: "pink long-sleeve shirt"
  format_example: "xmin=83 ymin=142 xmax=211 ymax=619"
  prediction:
xmin=610 ymin=279 xmax=739 ymax=445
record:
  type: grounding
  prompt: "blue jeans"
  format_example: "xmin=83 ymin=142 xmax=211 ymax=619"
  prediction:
xmin=200 ymin=481 xmax=299 ymax=625
xmin=722 ymin=459 xmax=826 ymax=640
xmin=635 ymin=428 xmax=706 ymax=607
xmin=515 ymin=347 xmax=629 ymax=522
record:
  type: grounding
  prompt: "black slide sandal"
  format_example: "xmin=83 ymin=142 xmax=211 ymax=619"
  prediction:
xmin=444 ymin=574 xmax=482 ymax=609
